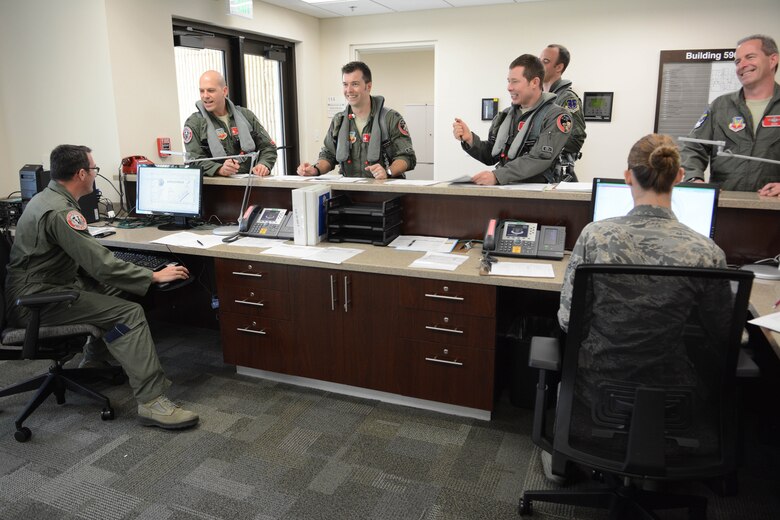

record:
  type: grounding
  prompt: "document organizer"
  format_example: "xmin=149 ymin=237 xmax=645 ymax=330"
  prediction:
xmin=327 ymin=194 xmax=403 ymax=246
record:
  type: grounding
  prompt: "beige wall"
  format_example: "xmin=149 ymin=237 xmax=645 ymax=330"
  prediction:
xmin=0 ymin=0 xmax=778 ymax=197
xmin=359 ymin=50 xmax=435 ymax=115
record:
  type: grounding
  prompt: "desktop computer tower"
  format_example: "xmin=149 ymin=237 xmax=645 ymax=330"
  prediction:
xmin=79 ymin=188 xmax=100 ymax=223
xmin=19 ymin=165 xmax=100 ymax=223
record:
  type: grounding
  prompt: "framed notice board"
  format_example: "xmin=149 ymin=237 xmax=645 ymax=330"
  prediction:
xmin=654 ymin=48 xmax=740 ymax=137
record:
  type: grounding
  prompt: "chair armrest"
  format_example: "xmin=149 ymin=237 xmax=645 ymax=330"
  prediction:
xmin=15 ymin=291 xmax=79 ymax=309
xmin=736 ymin=348 xmax=760 ymax=378
xmin=529 ymin=336 xmax=561 ymax=372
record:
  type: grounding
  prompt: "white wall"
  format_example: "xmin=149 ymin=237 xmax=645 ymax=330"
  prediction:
xmin=0 ymin=0 xmax=778 ymax=198
xmin=317 ymin=0 xmax=780 ymax=182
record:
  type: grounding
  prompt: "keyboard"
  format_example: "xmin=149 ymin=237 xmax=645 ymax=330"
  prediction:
xmin=112 ymin=250 xmax=172 ymax=271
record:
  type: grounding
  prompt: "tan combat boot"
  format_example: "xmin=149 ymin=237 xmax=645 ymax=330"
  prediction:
xmin=137 ymin=395 xmax=199 ymax=430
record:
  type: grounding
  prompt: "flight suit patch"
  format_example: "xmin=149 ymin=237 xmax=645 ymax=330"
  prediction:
xmin=182 ymin=126 xmax=193 ymax=144
xmin=398 ymin=119 xmax=409 ymax=136
xmin=517 ymin=121 xmax=525 ymax=132
xmin=728 ymin=116 xmax=745 ymax=132
xmin=349 ymin=131 xmax=357 ymax=144
xmin=762 ymin=115 xmax=780 ymax=127
xmin=362 ymin=133 xmax=371 ymax=143
xmin=556 ymin=114 xmax=572 ymax=133
xmin=216 ymin=128 xmax=228 ymax=140
xmin=693 ymin=111 xmax=708 ymax=129
xmin=66 ymin=210 xmax=88 ymax=231
xmin=231 ymin=127 xmax=239 ymax=136
xmin=565 ymin=99 xmax=580 ymax=113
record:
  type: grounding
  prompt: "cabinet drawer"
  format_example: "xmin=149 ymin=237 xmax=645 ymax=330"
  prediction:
xmin=220 ymin=312 xmax=292 ymax=372
xmin=399 ymin=278 xmax=495 ymax=317
xmin=398 ymin=308 xmax=495 ymax=349
xmin=219 ymin=285 xmax=290 ymax=319
xmin=216 ymin=258 xmax=289 ymax=291
xmin=398 ymin=339 xmax=494 ymax=411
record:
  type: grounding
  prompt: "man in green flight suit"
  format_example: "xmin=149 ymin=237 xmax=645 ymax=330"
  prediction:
xmin=183 ymin=70 xmax=277 ymax=177
xmin=453 ymin=54 xmax=573 ymax=185
xmin=296 ymin=61 xmax=416 ymax=179
xmin=540 ymin=44 xmax=587 ymax=161
xmin=6 ymin=145 xmax=199 ymax=430
xmin=680 ymin=34 xmax=780 ymax=195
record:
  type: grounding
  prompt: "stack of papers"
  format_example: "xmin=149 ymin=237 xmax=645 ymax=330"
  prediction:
xmin=748 ymin=312 xmax=780 ymax=333
xmin=409 ymin=252 xmax=469 ymax=271
xmin=488 ymin=262 xmax=555 ymax=278
xmin=389 ymin=235 xmax=457 ymax=253
xmin=261 ymin=244 xmax=363 ymax=264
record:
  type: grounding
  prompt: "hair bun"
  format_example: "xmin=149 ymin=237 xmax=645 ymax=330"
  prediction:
xmin=649 ymin=145 xmax=680 ymax=174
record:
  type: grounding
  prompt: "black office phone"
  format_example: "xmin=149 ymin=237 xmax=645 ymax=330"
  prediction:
xmin=483 ymin=219 xmax=565 ymax=260
xmin=238 ymin=206 xmax=294 ymax=239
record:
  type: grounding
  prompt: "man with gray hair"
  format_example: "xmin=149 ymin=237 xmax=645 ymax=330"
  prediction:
xmin=680 ymin=34 xmax=780 ymax=195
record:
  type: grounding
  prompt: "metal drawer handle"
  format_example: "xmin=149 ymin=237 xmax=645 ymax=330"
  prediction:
xmin=425 ymin=325 xmax=463 ymax=334
xmin=236 ymin=326 xmax=267 ymax=335
xmin=424 ymin=293 xmax=464 ymax=301
xmin=232 ymin=271 xmax=264 ymax=278
xmin=424 ymin=356 xmax=463 ymax=366
xmin=234 ymin=299 xmax=265 ymax=307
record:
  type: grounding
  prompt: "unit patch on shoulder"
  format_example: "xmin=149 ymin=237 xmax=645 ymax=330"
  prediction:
xmin=398 ymin=119 xmax=409 ymax=136
xmin=693 ymin=111 xmax=708 ymax=129
xmin=762 ymin=115 xmax=780 ymax=127
xmin=216 ymin=128 xmax=228 ymax=140
xmin=556 ymin=113 xmax=572 ymax=133
xmin=565 ymin=98 xmax=580 ymax=113
xmin=182 ymin=126 xmax=193 ymax=144
xmin=66 ymin=210 xmax=88 ymax=231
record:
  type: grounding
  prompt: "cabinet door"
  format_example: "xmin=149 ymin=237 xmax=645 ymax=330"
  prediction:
xmin=289 ymin=266 xmax=344 ymax=382
xmin=340 ymin=271 xmax=398 ymax=392
xmin=220 ymin=313 xmax=292 ymax=373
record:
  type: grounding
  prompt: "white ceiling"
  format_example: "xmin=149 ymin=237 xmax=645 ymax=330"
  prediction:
xmin=261 ymin=0 xmax=543 ymax=19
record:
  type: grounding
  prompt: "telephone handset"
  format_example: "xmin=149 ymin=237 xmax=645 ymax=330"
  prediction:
xmin=121 ymin=155 xmax=153 ymax=174
xmin=239 ymin=205 xmax=294 ymax=239
xmin=483 ymin=219 xmax=566 ymax=260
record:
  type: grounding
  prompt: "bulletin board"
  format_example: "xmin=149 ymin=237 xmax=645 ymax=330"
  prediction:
xmin=654 ymin=48 xmax=742 ymax=138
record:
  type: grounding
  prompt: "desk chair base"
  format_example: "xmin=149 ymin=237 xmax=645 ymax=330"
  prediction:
xmin=519 ymin=481 xmax=707 ymax=520
xmin=0 ymin=361 xmax=125 ymax=442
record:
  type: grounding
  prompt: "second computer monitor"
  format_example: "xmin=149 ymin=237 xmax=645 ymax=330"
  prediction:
xmin=136 ymin=165 xmax=203 ymax=230
xmin=590 ymin=178 xmax=718 ymax=238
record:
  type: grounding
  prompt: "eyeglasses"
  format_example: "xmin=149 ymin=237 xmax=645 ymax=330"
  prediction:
xmin=87 ymin=166 xmax=100 ymax=174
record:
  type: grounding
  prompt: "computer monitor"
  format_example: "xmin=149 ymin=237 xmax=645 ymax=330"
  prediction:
xmin=136 ymin=164 xmax=202 ymax=230
xmin=590 ymin=178 xmax=718 ymax=238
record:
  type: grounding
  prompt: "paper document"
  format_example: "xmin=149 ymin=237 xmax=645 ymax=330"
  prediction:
xmin=88 ymin=226 xmax=114 ymax=237
xmin=384 ymin=179 xmax=441 ymax=186
xmin=409 ymin=252 xmax=469 ymax=271
xmin=748 ymin=312 xmax=780 ymax=334
xmin=488 ymin=262 xmax=556 ymax=278
xmin=448 ymin=175 xmax=474 ymax=184
xmin=554 ymin=181 xmax=593 ymax=192
xmin=225 ymin=236 xmax=279 ymax=248
xmin=389 ymin=235 xmax=457 ymax=253
xmin=261 ymin=244 xmax=363 ymax=264
xmin=228 ymin=173 xmax=252 ymax=179
xmin=498 ymin=183 xmax=549 ymax=191
xmin=151 ymin=232 xmax=223 ymax=249
xmin=265 ymin=175 xmax=309 ymax=182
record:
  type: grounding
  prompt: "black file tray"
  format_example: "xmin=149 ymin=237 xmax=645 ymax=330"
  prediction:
xmin=327 ymin=195 xmax=403 ymax=246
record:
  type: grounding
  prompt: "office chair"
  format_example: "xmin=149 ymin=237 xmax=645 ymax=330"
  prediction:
xmin=0 ymin=233 xmax=124 ymax=442
xmin=519 ymin=264 xmax=754 ymax=520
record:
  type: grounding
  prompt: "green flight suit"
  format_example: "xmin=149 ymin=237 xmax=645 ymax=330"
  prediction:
xmin=549 ymin=78 xmax=587 ymax=156
xmin=463 ymin=92 xmax=572 ymax=184
xmin=183 ymin=104 xmax=278 ymax=177
xmin=319 ymin=96 xmax=417 ymax=177
xmin=681 ymin=83 xmax=780 ymax=191
xmin=6 ymin=181 xmax=170 ymax=403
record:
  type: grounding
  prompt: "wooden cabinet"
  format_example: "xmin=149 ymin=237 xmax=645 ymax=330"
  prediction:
xmin=397 ymin=278 xmax=496 ymax=410
xmin=215 ymin=259 xmax=497 ymax=413
xmin=215 ymin=259 xmax=292 ymax=373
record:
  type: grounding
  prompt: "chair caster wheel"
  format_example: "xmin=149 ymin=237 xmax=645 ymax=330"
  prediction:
xmin=101 ymin=408 xmax=115 ymax=421
xmin=14 ymin=427 xmax=32 ymax=443
xmin=518 ymin=497 xmax=532 ymax=516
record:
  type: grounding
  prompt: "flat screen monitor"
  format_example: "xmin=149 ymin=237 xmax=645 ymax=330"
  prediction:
xmin=590 ymin=178 xmax=718 ymax=238
xmin=136 ymin=165 xmax=202 ymax=230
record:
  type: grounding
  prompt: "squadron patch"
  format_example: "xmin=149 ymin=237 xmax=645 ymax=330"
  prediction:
xmin=693 ymin=111 xmax=708 ymax=129
xmin=182 ymin=126 xmax=193 ymax=144
xmin=565 ymin=98 xmax=580 ymax=113
xmin=763 ymin=115 xmax=780 ymax=127
xmin=349 ymin=131 xmax=357 ymax=144
xmin=398 ymin=119 xmax=409 ymax=136
xmin=231 ymin=127 xmax=239 ymax=136
xmin=556 ymin=113 xmax=573 ymax=134
xmin=729 ymin=116 xmax=745 ymax=132
xmin=216 ymin=128 xmax=228 ymax=140
xmin=66 ymin=210 xmax=88 ymax=231
xmin=517 ymin=121 xmax=526 ymax=132
xmin=362 ymin=133 xmax=371 ymax=143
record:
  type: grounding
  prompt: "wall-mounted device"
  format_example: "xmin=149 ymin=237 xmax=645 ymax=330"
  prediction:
xmin=482 ymin=98 xmax=499 ymax=120
xmin=583 ymin=92 xmax=614 ymax=122
xmin=157 ymin=137 xmax=171 ymax=158
xmin=483 ymin=219 xmax=566 ymax=260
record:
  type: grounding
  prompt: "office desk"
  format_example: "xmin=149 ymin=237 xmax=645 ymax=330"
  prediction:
xmin=105 ymin=227 xmax=564 ymax=420
xmin=123 ymin=176 xmax=780 ymax=265
xmin=749 ymin=279 xmax=780 ymax=360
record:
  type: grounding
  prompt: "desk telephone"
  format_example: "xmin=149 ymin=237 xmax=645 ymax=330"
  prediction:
xmin=239 ymin=205 xmax=294 ymax=239
xmin=483 ymin=219 xmax=565 ymax=260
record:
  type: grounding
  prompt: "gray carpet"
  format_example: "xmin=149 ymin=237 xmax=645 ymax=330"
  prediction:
xmin=0 ymin=323 xmax=778 ymax=519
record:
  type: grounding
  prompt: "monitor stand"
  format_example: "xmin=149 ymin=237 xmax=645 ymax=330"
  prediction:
xmin=741 ymin=263 xmax=780 ymax=280
xmin=158 ymin=216 xmax=192 ymax=231
xmin=212 ymin=225 xmax=239 ymax=236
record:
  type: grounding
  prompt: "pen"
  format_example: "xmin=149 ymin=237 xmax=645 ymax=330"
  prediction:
xmin=196 ymin=240 xmax=204 ymax=246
